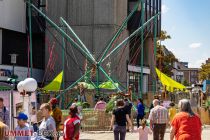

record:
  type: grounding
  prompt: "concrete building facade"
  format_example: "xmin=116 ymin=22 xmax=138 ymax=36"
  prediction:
xmin=172 ymin=62 xmax=199 ymax=86
xmin=45 ymin=0 xmax=161 ymax=94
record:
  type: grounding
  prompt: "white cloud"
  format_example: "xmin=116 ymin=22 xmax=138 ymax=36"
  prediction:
xmin=162 ymin=4 xmax=169 ymax=14
xmin=188 ymin=59 xmax=205 ymax=68
xmin=189 ymin=43 xmax=202 ymax=48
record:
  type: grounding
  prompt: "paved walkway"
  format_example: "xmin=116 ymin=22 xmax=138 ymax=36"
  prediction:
xmin=79 ymin=127 xmax=210 ymax=140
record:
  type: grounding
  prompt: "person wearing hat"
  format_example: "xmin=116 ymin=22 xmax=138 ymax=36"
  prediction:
xmin=49 ymin=98 xmax=62 ymax=131
xmin=14 ymin=112 xmax=33 ymax=140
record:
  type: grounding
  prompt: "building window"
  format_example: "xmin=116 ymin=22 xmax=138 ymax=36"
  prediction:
xmin=129 ymin=72 xmax=148 ymax=95
xmin=129 ymin=72 xmax=139 ymax=94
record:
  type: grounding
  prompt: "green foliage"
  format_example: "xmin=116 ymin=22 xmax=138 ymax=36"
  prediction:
xmin=199 ymin=63 xmax=210 ymax=80
xmin=105 ymin=96 xmax=117 ymax=113
xmin=182 ymin=79 xmax=189 ymax=86
xmin=156 ymin=30 xmax=177 ymax=77
xmin=159 ymin=30 xmax=171 ymax=41
xmin=82 ymin=102 xmax=90 ymax=108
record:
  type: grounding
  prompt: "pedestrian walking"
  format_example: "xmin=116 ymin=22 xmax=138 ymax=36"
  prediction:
xmin=168 ymin=102 xmax=176 ymax=123
xmin=137 ymin=119 xmax=152 ymax=140
xmin=149 ymin=99 xmax=169 ymax=140
xmin=124 ymin=98 xmax=132 ymax=132
xmin=0 ymin=97 xmax=9 ymax=126
xmin=94 ymin=97 xmax=106 ymax=111
xmin=38 ymin=103 xmax=56 ymax=140
xmin=63 ymin=106 xmax=80 ymax=140
xmin=149 ymin=95 xmax=159 ymax=113
xmin=137 ymin=98 xmax=145 ymax=128
xmin=110 ymin=99 xmax=133 ymax=140
xmin=71 ymin=98 xmax=83 ymax=121
xmin=170 ymin=99 xmax=202 ymax=140
xmin=94 ymin=97 xmax=107 ymax=128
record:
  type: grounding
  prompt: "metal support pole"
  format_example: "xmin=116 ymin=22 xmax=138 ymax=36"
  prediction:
xmin=153 ymin=17 xmax=158 ymax=95
xmin=56 ymin=70 xmax=92 ymax=99
xmin=96 ymin=65 xmax=100 ymax=94
xmin=12 ymin=64 xmax=14 ymax=76
xmin=10 ymin=85 xmax=14 ymax=130
xmin=27 ymin=2 xmax=96 ymax=65
xmin=60 ymin=17 xmax=96 ymax=62
xmin=60 ymin=21 xmax=65 ymax=109
xmin=28 ymin=0 xmax=33 ymax=77
xmin=99 ymin=66 xmax=122 ymax=92
xmin=140 ymin=0 xmax=145 ymax=98
xmin=61 ymin=34 xmax=65 ymax=91
xmin=101 ymin=13 xmax=161 ymax=63
xmin=28 ymin=94 xmax=31 ymax=125
xmin=98 ymin=1 xmax=140 ymax=64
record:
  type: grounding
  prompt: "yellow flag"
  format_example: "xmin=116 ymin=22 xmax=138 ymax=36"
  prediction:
xmin=43 ymin=71 xmax=63 ymax=91
xmin=156 ymin=68 xmax=185 ymax=92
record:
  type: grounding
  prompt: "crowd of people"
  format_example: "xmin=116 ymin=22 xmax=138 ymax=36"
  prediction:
xmin=0 ymin=94 xmax=203 ymax=140
xmin=0 ymin=97 xmax=81 ymax=140
xmin=109 ymin=97 xmax=202 ymax=140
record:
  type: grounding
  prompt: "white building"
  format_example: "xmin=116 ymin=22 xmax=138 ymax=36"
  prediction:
xmin=0 ymin=0 xmax=44 ymax=82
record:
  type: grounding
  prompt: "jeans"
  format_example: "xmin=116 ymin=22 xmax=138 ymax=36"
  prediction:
xmin=137 ymin=114 xmax=144 ymax=128
xmin=113 ymin=125 xmax=126 ymax=140
xmin=33 ymin=123 xmax=38 ymax=132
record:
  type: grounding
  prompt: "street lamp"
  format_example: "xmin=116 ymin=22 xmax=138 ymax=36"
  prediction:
xmin=8 ymin=54 xmax=18 ymax=130
xmin=9 ymin=54 xmax=18 ymax=76
xmin=17 ymin=78 xmax=37 ymax=125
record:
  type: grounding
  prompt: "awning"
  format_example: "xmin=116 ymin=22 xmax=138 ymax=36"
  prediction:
xmin=0 ymin=82 xmax=12 ymax=91
xmin=43 ymin=71 xmax=63 ymax=91
xmin=156 ymin=68 xmax=186 ymax=92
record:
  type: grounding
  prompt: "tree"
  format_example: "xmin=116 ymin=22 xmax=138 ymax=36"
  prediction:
xmin=156 ymin=30 xmax=177 ymax=76
xmin=199 ymin=63 xmax=210 ymax=81
xmin=182 ymin=79 xmax=189 ymax=86
xmin=159 ymin=30 xmax=171 ymax=41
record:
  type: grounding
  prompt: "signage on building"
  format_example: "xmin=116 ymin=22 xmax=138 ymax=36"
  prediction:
xmin=0 ymin=65 xmax=44 ymax=82
xmin=128 ymin=65 xmax=150 ymax=74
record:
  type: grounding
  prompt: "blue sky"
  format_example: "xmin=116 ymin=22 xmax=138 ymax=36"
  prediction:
xmin=161 ymin=0 xmax=210 ymax=68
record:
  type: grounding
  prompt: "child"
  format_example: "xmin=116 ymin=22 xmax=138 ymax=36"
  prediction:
xmin=169 ymin=102 xmax=176 ymax=123
xmin=14 ymin=113 xmax=33 ymax=140
xmin=138 ymin=119 xmax=152 ymax=140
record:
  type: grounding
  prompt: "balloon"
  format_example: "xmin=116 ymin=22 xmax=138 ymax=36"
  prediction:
xmin=23 ymin=78 xmax=37 ymax=92
xmin=17 ymin=81 xmax=25 ymax=92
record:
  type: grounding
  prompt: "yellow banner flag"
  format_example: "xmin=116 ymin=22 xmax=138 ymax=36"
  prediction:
xmin=43 ymin=71 xmax=63 ymax=91
xmin=156 ymin=68 xmax=185 ymax=92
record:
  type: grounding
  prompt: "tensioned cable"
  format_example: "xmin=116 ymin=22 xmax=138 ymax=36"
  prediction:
xmin=110 ymin=22 xmax=153 ymax=75
xmin=97 ymin=6 xmax=142 ymax=61
xmin=33 ymin=14 xmax=84 ymax=73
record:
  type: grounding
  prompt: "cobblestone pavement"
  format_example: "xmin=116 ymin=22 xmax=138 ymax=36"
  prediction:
xmin=79 ymin=126 xmax=210 ymax=140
